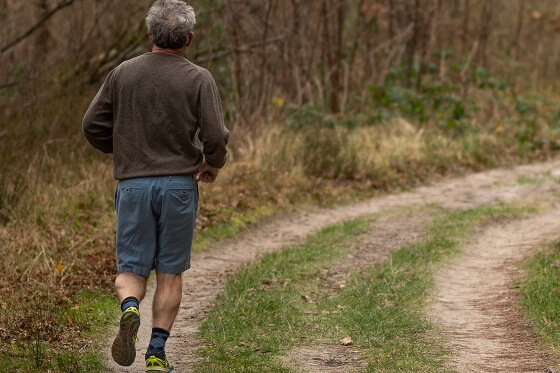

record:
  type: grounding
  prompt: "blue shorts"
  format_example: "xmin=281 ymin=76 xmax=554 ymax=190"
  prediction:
xmin=114 ymin=175 xmax=198 ymax=276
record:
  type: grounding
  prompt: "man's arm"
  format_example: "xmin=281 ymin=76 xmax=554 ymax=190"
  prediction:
xmin=197 ymin=70 xmax=229 ymax=169
xmin=82 ymin=70 xmax=115 ymax=153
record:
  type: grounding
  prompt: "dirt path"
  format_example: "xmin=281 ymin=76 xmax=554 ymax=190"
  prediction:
xmin=105 ymin=159 xmax=560 ymax=372
xmin=429 ymin=209 xmax=560 ymax=372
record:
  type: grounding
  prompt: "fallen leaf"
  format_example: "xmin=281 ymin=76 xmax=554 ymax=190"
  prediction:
xmin=340 ymin=336 xmax=353 ymax=346
xmin=495 ymin=121 xmax=505 ymax=132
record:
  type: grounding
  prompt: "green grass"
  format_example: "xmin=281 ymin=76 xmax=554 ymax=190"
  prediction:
xmin=197 ymin=204 xmax=530 ymax=372
xmin=517 ymin=176 xmax=540 ymax=185
xmin=0 ymin=290 xmax=118 ymax=372
xmin=193 ymin=206 xmax=276 ymax=252
xmin=197 ymin=217 xmax=370 ymax=372
xmin=520 ymin=239 xmax=560 ymax=356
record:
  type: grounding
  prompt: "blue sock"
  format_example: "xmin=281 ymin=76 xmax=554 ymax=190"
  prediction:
xmin=146 ymin=328 xmax=170 ymax=359
xmin=120 ymin=296 xmax=139 ymax=312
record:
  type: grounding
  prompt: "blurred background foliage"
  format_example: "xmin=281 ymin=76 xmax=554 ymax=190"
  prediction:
xmin=1 ymin=0 xmax=560 ymax=370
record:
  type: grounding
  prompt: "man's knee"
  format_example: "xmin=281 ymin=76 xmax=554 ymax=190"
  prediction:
xmin=155 ymin=272 xmax=183 ymax=304
xmin=155 ymin=271 xmax=183 ymax=284
xmin=115 ymin=271 xmax=148 ymax=301
xmin=115 ymin=271 xmax=148 ymax=285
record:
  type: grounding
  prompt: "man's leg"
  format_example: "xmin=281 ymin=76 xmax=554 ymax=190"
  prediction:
xmin=111 ymin=272 xmax=147 ymax=366
xmin=115 ymin=272 xmax=148 ymax=303
xmin=145 ymin=271 xmax=182 ymax=362
xmin=153 ymin=272 xmax=182 ymax=330
xmin=145 ymin=174 xmax=196 ymax=371
xmin=112 ymin=178 xmax=157 ymax=366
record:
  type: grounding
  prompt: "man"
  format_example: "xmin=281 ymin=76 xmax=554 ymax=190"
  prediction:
xmin=82 ymin=0 xmax=229 ymax=371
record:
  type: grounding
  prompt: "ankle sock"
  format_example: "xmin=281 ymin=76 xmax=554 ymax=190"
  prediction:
xmin=146 ymin=327 xmax=170 ymax=359
xmin=120 ymin=296 xmax=139 ymax=312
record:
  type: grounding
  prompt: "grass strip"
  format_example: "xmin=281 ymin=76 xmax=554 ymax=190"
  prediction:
xmin=198 ymin=218 xmax=370 ymax=372
xmin=197 ymin=204 xmax=530 ymax=372
xmin=520 ymin=239 xmax=560 ymax=356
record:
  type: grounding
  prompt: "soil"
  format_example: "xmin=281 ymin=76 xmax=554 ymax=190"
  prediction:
xmin=428 ymin=210 xmax=560 ymax=372
xmin=280 ymin=345 xmax=368 ymax=373
xmin=104 ymin=159 xmax=560 ymax=372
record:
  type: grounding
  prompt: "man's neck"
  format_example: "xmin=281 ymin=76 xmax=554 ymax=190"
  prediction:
xmin=152 ymin=46 xmax=184 ymax=56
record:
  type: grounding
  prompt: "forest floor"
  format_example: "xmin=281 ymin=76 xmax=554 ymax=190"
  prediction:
xmin=105 ymin=159 xmax=560 ymax=372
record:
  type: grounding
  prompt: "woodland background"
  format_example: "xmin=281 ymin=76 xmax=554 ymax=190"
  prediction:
xmin=2 ymin=0 xmax=560 ymax=370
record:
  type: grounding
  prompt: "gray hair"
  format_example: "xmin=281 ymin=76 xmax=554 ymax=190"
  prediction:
xmin=146 ymin=0 xmax=196 ymax=49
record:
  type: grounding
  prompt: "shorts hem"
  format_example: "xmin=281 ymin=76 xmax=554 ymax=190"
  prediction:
xmin=117 ymin=265 xmax=151 ymax=277
xmin=155 ymin=262 xmax=191 ymax=274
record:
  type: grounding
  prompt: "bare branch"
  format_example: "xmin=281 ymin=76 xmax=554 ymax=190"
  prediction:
xmin=0 ymin=0 xmax=75 ymax=54
xmin=193 ymin=35 xmax=285 ymax=64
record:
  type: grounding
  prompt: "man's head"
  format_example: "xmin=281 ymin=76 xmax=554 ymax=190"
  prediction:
xmin=146 ymin=0 xmax=196 ymax=50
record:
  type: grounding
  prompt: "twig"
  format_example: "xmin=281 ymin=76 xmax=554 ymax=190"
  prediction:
xmin=193 ymin=35 xmax=285 ymax=64
xmin=0 ymin=0 xmax=76 ymax=54
xmin=460 ymin=40 xmax=479 ymax=81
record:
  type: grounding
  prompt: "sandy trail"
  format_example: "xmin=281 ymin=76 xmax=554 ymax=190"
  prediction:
xmin=105 ymin=159 xmax=560 ymax=372
xmin=429 ymin=209 xmax=560 ymax=372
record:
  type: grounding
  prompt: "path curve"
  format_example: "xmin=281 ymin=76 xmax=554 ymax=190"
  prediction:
xmin=429 ymin=209 xmax=560 ymax=372
xmin=105 ymin=159 xmax=560 ymax=372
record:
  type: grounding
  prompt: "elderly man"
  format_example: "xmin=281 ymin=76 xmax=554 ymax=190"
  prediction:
xmin=82 ymin=0 xmax=229 ymax=371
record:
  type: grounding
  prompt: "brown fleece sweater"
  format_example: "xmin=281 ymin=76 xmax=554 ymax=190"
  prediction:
xmin=82 ymin=52 xmax=229 ymax=180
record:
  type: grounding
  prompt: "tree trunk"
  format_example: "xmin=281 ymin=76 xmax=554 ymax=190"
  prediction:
xmin=512 ymin=0 xmax=525 ymax=57
xmin=406 ymin=0 xmax=421 ymax=86
xmin=330 ymin=0 xmax=345 ymax=113
xmin=462 ymin=0 xmax=470 ymax=54
xmin=477 ymin=0 xmax=493 ymax=66
xmin=257 ymin=0 xmax=275 ymax=117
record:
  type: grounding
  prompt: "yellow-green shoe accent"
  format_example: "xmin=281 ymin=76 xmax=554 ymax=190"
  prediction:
xmin=111 ymin=306 xmax=140 ymax=366
xmin=146 ymin=354 xmax=174 ymax=372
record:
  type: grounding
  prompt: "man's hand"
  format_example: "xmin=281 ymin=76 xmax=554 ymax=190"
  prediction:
xmin=196 ymin=160 xmax=219 ymax=183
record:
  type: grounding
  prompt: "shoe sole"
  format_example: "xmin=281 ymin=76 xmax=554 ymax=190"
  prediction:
xmin=111 ymin=310 xmax=140 ymax=366
xmin=146 ymin=367 xmax=174 ymax=373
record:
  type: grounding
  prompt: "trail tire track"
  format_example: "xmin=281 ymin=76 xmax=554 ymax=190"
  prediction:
xmin=429 ymin=210 xmax=560 ymax=372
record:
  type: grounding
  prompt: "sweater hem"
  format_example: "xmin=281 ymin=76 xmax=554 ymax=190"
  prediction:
xmin=115 ymin=168 xmax=200 ymax=181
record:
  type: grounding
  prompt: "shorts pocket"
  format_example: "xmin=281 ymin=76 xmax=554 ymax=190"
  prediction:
xmin=120 ymin=186 xmax=145 ymax=202
xmin=169 ymin=184 xmax=194 ymax=203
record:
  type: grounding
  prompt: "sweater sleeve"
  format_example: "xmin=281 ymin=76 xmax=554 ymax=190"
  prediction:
xmin=197 ymin=70 xmax=229 ymax=168
xmin=82 ymin=70 xmax=115 ymax=154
